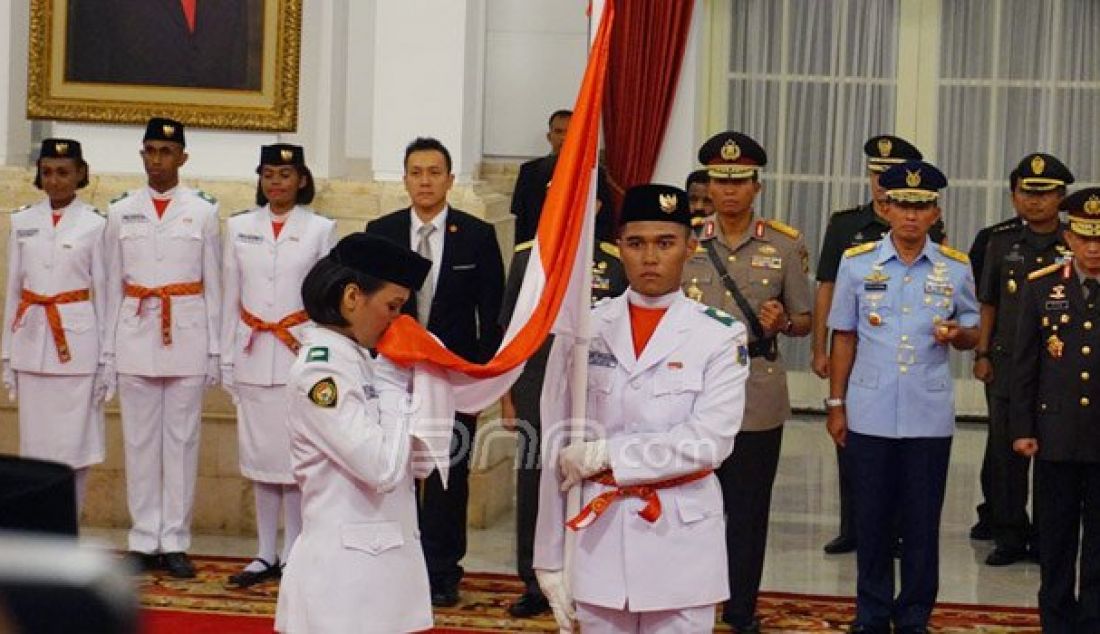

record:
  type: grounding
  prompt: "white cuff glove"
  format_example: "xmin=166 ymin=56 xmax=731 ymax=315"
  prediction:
xmin=205 ymin=355 xmax=220 ymax=387
xmin=559 ymin=439 xmax=609 ymax=492
xmin=221 ymin=364 xmax=238 ymax=404
xmin=535 ymin=569 xmax=575 ymax=632
xmin=93 ymin=363 xmax=116 ymax=403
xmin=2 ymin=360 xmax=16 ymax=402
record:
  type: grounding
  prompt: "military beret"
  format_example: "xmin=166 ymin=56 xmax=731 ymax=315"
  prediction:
xmin=1012 ymin=153 xmax=1074 ymax=192
xmin=619 ymin=184 xmax=692 ymax=228
xmin=698 ymin=132 xmax=766 ymax=180
xmin=864 ymin=135 xmax=922 ymax=173
xmin=880 ymin=160 xmax=948 ymax=204
xmin=258 ymin=144 xmax=306 ymax=171
xmin=143 ymin=117 xmax=186 ymax=146
xmin=329 ymin=233 xmax=431 ymax=291
xmin=1059 ymin=187 xmax=1100 ymax=238
xmin=38 ymin=138 xmax=83 ymax=161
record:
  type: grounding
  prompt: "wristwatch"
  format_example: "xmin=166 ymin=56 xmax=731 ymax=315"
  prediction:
xmin=824 ymin=397 xmax=845 ymax=409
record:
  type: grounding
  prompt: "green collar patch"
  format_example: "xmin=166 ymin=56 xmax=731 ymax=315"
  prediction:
xmin=306 ymin=346 xmax=329 ymax=363
xmin=704 ymin=306 xmax=734 ymax=326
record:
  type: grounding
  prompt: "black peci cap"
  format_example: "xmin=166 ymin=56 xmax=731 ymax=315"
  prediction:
xmin=38 ymin=138 xmax=83 ymax=161
xmin=143 ymin=117 xmax=186 ymax=146
xmin=618 ymin=184 xmax=692 ymax=228
xmin=329 ymin=233 xmax=431 ymax=291
xmin=259 ymin=143 xmax=306 ymax=169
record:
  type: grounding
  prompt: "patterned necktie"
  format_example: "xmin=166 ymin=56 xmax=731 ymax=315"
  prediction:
xmin=416 ymin=224 xmax=436 ymax=325
xmin=1085 ymin=278 xmax=1099 ymax=309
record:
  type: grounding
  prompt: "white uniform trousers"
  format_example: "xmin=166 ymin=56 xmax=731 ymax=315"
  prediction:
xmin=236 ymin=383 xmax=294 ymax=484
xmin=16 ymin=372 xmax=104 ymax=469
xmin=119 ymin=374 xmax=205 ymax=553
xmin=576 ymin=602 xmax=717 ymax=634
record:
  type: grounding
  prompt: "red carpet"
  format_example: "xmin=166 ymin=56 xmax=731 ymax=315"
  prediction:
xmin=137 ymin=555 xmax=1039 ymax=632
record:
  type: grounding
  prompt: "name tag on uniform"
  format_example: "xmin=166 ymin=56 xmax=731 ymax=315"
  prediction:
xmin=1004 ymin=252 xmax=1024 ymax=262
xmin=15 ymin=228 xmax=38 ymax=238
xmin=452 ymin=263 xmax=476 ymax=271
xmin=237 ymin=233 xmax=264 ymax=244
xmin=864 ymin=282 xmax=888 ymax=292
xmin=1045 ymin=300 xmax=1069 ymax=311
xmin=751 ymin=255 xmax=782 ymax=270
xmin=588 ymin=350 xmax=617 ymax=368
xmin=122 ymin=214 xmax=149 ymax=224
xmin=362 ymin=384 xmax=379 ymax=400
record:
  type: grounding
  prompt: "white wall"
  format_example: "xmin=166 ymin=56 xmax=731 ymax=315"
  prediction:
xmin=0 ymin=0 xmax=32 ymax=164
xmin=344 ymin=1 xmax=376 ymax=165
xmin=482 ymin=0 xmax=589 ymax=159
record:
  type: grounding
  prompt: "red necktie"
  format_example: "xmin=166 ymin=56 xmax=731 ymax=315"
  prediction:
xmin=180 ymin=0 xmax=197 ymax=33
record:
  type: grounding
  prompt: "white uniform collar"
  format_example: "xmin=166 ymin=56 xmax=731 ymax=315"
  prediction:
xmin=148 ymin=184 xmax=179 ymax=200
xmin=626 ymin=287 xmax=681 ymax=309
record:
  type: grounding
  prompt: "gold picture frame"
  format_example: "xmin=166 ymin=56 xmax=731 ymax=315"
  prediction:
xmin=27 ymin=0 xmax=302 ymax=132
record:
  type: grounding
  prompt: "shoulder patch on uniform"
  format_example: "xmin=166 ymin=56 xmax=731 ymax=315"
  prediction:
xmin=305 ymin=346 xmax=329 ymax=363
xmin=598 ymin=242 xmax=620 ymax=259
xmin=765 ymin=218 xmax=801 ymax=239
xmin=938 ymin=244 xmax=969 ymax=264
xmin=110 ymin=191 xmax=130 ymax=205
xmin=843 ymin=242 xmax=876 ymax=258
xmin=231 ymin=208 xmax=251 ymax=217
xmin=703 ymin=306 xmax=736 ymax=327
xmin=514 ymin=239 xmax=534 ymax=253
xmin=308 ymin=377 xmax=338 ymax=408
xmin=1027 ymin=262 xmax=1062 ymax=281
xmin=196 ymin=190 xmax=218 ymax=205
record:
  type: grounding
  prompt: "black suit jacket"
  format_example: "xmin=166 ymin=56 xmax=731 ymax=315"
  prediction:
xmin=366 ymin=207 xmax=505 ymax=364
xmin=67 ymin=0 xmax=254 ymax=89
xmin=511 ymin=155 xmax=615 ymax=244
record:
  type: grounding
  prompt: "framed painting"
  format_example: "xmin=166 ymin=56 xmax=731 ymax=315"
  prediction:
xmin=26 ymin=0 xmax=302 ymax=132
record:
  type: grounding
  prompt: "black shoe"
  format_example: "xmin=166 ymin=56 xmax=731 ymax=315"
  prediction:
xmin=969 ymin=520 xmax=993 ymax=540
xmin=849 ymin=625 xmax=890 ymax=634
xmin=823 ymin=535 xmax=857 ymax=554
xmin=228 ymin=558 xmax=281 ymax=588
xmin=895 ymin=627 xmax=929 ymax=634
xmin=729 ymin=618 xmax=761 ymax=634
xmin=507 ymin=591 xmax=550 ymax=618
xmin=126 ymin=550 xmax=162 ymax=573
xmin=985 ymin=547 xmax=1029 ymax=566
xmin=430 ymin=585 xmax=459 ymax=608
xmin=162 ymin=552 xmax=196 ymax=579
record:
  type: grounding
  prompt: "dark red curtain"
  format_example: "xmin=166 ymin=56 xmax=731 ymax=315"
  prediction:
xmin=602 ymin=0 xmax=694 ymax=220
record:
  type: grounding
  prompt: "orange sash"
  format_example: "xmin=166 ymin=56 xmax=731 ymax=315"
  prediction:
xmin=124 ymin=281 xmax=204 ymax=345
xmin=566 ymin=468 xmax=713 ymax=530
xmin=13 ymin=288 xmax=91 ymax=363
xmin=240 ymin=307 xmax=309 ymax=354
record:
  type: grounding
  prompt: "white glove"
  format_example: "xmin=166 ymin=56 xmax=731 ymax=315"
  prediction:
xmin=205 ymin=355 xmax=220 ymax=387
xmin=535 ymin=569 xmax=575 ymax=632
xmin=2 ymin=360 xmax=15 ymax=402
xmin=558 ymin=439 xmax=609 ymax=492
xmin=220 ymin=364 xmax=238 ymax=404
xmin=93 ymin=363 xmax=116 ymax=403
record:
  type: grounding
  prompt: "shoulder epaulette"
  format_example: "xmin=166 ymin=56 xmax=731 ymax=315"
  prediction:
xmin=938 ymin=244 xmax=969 ymax=264
xmin=598 ymin=242 xmax=619 ymax=259
xmin=514 ymin=239 xmax=534 ymax=253
xmin=843 ymin=242 xmax=876 ymax=258
xmin=196 ymin=190 xmax=218 ymax=205
xmin=92 ymin=207 xmax=105 ymax=218
xmin=830 ymin=205 xmax=863 ymax=217
xmin=765 ymin=218 xmax=801 ymax=239
xmin=11 ymin=203 xmax=31 ymax=214
xmin=109 ymin=191 xmax=130 ymax=205
xmin=1027 ymin=262 xmax=1063 ymax=281
xmin=231 ymin=208 xmax=251 ymax=217
xmin=702 ymin=306 xmax=736 ymax=327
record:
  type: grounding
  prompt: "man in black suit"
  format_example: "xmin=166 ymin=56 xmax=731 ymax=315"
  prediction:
xmin=66 ymin=0 xmax=258 ymax=89
xmin=365 ymin=137 xmax=505 ymax=607
xmin=511 ymin=110 xmax=614 ymax=244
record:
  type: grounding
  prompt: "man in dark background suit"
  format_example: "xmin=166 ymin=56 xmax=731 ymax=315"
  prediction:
xmin=365 ymin=137 xmax=505 ymax=608
xmin=511 ymin=109 xmax=615 ymax=244
xmin=66 ymin=0 xmax=260 ymax=89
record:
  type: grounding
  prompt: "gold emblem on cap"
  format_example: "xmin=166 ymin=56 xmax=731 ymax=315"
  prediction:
xmin=1085 ymin=195 xmax=1100 ymax=216
xmin=720 ymin=139 xmax=741 ymax=161
xmin=877 ymin=138 xmax=893 ymax=157
xmin=658 ymin=193 xmax=678 ymax=213
xmin=162 ymin=124 xmax=176 ymax=137
xmin=54 ymin=142 xmax=69 ymax=155
xmin=905 ymin=169 xmax=922 ymax=188
xmin=280 ymin=148 xmax=294 ymax=162
xmin=1031 ymin=155 xmax=1046 ymax=175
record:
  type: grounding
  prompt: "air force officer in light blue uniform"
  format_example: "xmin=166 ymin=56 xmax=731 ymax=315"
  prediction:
xmin=825 ymin=160 xmax=980 ymax=634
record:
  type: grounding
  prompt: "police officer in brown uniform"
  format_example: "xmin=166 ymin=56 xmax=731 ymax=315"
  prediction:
xmin=973 ymin=153 xmax=1073 ymax=566
xmin=681 ymin=132 xmax=812 ymax=633
xmin=1011 ymin=187 xmax=1100 ymax=634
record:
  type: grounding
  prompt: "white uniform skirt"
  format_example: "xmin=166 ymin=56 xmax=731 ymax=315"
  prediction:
xmin=16 ymin=372 xmax=104 ymax=469
xmin=236 ymin=383 xmax=294 ymax=484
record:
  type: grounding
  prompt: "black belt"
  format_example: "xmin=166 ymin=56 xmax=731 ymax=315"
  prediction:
xmin=747 ymin=338 xmax=777 ymax=359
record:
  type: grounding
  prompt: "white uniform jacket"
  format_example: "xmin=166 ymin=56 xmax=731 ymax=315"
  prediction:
xmin=2 ymin=199 xmax=106 ymax=375
xmin=103 ymin=186 xmax=221 ymax=376
xmin=221 ymin=206 xmax=336 ymax=386
xmin=534 ymin=291 xmax=750 ymax=612
xmin=275 ymin=327 xmax=432 ymax=634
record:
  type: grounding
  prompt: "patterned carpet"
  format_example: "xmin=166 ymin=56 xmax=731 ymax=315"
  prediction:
xmin=137 ymin=555 xmax=1040 ymax=633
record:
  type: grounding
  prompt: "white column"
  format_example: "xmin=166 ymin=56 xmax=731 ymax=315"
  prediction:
xmin=370 ymin=0 xmax=487 ymax=183
xmin=0 ymin=0 xmax=32 ymax=164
